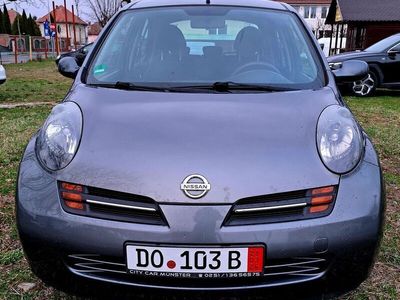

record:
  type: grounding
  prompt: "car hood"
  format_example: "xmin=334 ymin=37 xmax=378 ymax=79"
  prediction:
xmin=58 ymin=85 xmax=340 ymax=204
xmin=327 ymin=51 xmax=376 ymax=63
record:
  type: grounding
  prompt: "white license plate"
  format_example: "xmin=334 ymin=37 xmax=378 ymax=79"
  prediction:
xmin=126 ymin=245 xmax=264 ymax=278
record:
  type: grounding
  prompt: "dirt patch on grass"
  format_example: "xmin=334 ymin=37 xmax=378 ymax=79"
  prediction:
xmin=0 ymin=102 xmax=56 ymax=109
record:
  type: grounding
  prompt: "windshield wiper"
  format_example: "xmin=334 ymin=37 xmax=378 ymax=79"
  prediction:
xmin=213 ymin=82 xmax=298 ymax=92
xmin=93 ymin=81 xmax=172 ymax=92
xmin=172 ymin=82 xmax=298 ymax=92
xmin=90 ymin=81 xmax=298 ymax=93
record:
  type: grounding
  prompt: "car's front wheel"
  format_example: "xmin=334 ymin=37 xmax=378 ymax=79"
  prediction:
xmin=352 ymin=72 xmax=377 ymax=97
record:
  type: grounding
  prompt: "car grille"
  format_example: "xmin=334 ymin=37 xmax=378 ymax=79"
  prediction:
xmin=59 ymin=182 xmax=167 ymax=226
xmin=223 ymin=187 xmax=337 ymax=226
xmin=66 ymin=254 xmax=329 ymax=289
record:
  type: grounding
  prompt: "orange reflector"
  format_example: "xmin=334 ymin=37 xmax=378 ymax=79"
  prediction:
xmin=62 ymin=192 xmax=82 ymax=202
xmin=65 ymin=200 xmax=84 ymax=210
xmin=310 ymin=205 xmax=330 ymax=213
xmin=61 ymin=182 xmax=83 ymax=193
xmin=312 ymin=186 xmax=334 ymax=196
xmin=311 ymin=195 xmax=333 ymax=206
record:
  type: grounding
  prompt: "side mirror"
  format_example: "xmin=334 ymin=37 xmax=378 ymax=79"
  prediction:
xmin=331 ymin=60 xmax=368 ymax=83
xmin=58 ymin=57 xmax=80 ymax=79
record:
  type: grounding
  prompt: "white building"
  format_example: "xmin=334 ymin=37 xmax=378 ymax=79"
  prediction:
xmin=284 ymin=0 xmax=333 ymax=38
xmin=37 ymin=5 xmax=88 ymax=48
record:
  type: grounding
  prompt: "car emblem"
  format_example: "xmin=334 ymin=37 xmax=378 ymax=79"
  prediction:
xmin=181 ymin=174 xmax=211 ymax=199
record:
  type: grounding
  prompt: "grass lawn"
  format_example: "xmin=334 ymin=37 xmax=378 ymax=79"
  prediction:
xmin=0 ymin=60 xmax=72 ymax=104
xmin=0 ymin=61 xmax=399 ymax=299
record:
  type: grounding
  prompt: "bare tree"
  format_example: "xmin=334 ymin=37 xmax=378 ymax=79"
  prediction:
xmin=312 ymin=17 xmax=325 ymax=39
xmin=0 ymin=0 xmax=47 ymax=6
xmin=83 ymin=0 xmax=122 ymax=27
xmin=73 ymin=0 xmax=81 ymax=17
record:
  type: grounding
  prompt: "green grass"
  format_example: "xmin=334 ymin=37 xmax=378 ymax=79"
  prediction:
xmin=344 ymin=92 xmax=400 ymax=300
xmin=0 ymin=61 xmax=399 ymax=299
xmin=0 ymin=107 xmax=51 ymax=195
xmin=0 ymin=60 xmax=72 ymax=104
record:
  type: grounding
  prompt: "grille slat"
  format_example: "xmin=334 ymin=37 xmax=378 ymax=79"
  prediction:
xmin=224 ymin=187 xmax=337 ymax=226
xmin=66 ymin=254 xmax=328 ymax=288
xmin=59 ymin=182 xmax=167 ymax=226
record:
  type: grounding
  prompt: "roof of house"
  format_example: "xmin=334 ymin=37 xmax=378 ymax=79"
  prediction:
xmin=327 ymin=0 xmax=400 ymax=23
xmin=8 ymin=9 xmax=19 ymax=25
xmin=37 ymin=5 xmax=87 ymax=25
xmin=88 ymin=22 xmax=102 ymax=36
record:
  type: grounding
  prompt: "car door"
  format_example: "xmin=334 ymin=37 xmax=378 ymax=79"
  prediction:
xmin=382 ymin=42 xmax=400 ymax=84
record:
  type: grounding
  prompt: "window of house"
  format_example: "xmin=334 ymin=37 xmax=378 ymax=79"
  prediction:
xmin=324 ymin=30 xmax=332 ymax=38
xmin=310 ymin=7 xmax=317 ymax=18
xmin=321 ymin=7 xmax=328 ymax=19
xmin=304 ymin=6 xmax=317 ymax=19
xmin=303 ymin=6 xmax=310 ymax=18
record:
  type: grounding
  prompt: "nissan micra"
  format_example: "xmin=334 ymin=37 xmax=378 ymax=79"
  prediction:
xmin=17 ymin=0 xmax=385 ymax=299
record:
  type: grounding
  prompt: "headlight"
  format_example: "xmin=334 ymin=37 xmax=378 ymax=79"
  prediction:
xmin=317 ymin=105 xmax=364 ymax=174
xmin=36 ymin=102 xmax=82 ymax=171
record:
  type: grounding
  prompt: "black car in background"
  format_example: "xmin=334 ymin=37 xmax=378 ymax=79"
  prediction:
xmin=328 ymin=33 xmax=400 ymax=97
xmin=55 ymin=43 xmax=93 ymax=66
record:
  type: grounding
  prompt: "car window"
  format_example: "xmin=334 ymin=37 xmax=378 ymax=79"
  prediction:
xmin=81 ymin=44 xmax=93 ymax=54
xmin=391 ymin=43 xmax=400 ymax=52
xmin=365 ymin=35 xmax=400 ymax=52
xmin=87 ymin=6 xmax=325 ymax=90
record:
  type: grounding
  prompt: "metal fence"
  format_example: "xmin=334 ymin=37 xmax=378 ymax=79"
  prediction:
xmin=0 ymin=51 xmax=59 ymax=65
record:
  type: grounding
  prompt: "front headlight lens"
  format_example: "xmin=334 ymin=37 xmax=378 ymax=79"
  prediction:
xmin=317 ymin=105 xmax=363 ymax=174
xmin=36 ymin=102 xmax=82 ymax=171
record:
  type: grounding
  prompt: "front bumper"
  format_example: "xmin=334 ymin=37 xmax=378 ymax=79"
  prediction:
xmin=16 ymin=138 xmax=385 ymax=295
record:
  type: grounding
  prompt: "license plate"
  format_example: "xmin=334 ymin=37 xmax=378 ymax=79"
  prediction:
xmin=126 ymin=245 xmax=264 ymax=278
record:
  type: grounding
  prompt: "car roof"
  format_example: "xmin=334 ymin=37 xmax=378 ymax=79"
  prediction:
xmin=126 ymin=0 xmax=289 ymax=11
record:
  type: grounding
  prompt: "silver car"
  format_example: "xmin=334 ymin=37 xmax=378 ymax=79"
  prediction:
xmin=0 ymin=64 xmax=6 ymax=84
xmin=17 ymin=0 xmax=385 ymax=299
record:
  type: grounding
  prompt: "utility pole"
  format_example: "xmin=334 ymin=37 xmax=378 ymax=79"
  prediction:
xmin=52 ymin=1 xmax=59 ymax=56
xmin=72 ymin=5 xmax=77 ymax=49
xmin=64 ymin=0 xmax=70 ymax=50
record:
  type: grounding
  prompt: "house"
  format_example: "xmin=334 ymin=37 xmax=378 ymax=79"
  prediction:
xmin=284 ymin=0 xmax=333 ymax=38
xmin=88 ymin=22 xmax=102 ymax=43
xmin=326 ymin=0 xmax=400 ymax=54
xmin=37 ymin=5 xmax=88 ymax=48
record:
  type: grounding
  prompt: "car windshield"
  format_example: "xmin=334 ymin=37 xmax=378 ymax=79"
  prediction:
xmin=365 ymin=35 xmax=400 ymax=53
xmin=86 ymin=6 xmax=325 ymax=91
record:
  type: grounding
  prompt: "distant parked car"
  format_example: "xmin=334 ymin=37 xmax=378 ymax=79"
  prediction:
xmin=55 ymin=43 xmax=93 ymax=66
xmin=328 ymin=33 xmax=400 ymax=97
xmin=0 ymin=65 xmax=6 ymax=85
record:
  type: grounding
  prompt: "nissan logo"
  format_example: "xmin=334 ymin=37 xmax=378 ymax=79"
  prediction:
xmin=181 ymin=174 xmax=211 ymax=199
